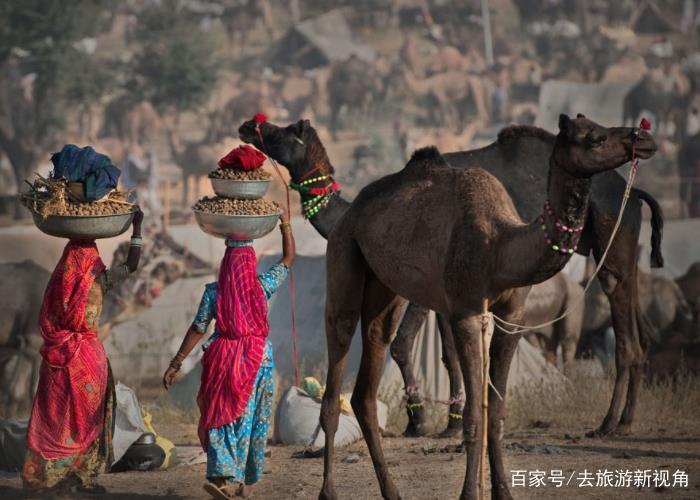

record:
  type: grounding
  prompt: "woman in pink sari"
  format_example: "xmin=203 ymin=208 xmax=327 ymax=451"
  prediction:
xmin=163 ymin=211 xmax=295 ymax=499
xmin=22 ymin=209 xmax=143 ymax=495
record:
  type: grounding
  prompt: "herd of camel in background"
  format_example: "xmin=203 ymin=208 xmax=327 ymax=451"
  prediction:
xmin=85 ymin=40 xmax=700 ymax=221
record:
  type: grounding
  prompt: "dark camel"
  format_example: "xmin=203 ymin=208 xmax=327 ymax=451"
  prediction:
xmin=319 ymin=115 xmax=655 ymax=500
xmin=239 ymin=117 xmax=664 ymax=442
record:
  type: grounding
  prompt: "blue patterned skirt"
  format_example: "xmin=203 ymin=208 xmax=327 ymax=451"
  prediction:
xmin=206 ymin=364 xmax=274 ymax=485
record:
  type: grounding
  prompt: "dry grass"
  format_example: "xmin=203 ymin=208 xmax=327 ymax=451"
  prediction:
xmin=508 ymin=368 xmax=700 ymax=433
xmin=146 ymin=367 xmax=700 ymax=440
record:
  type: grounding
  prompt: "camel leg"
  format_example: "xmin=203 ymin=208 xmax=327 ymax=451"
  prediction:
xmin=589 ymin=222 xmax=645 ymax=436
xmin=352 ymin=275 xmax=405 ymax=500
xmin=389 ymin=302 xmax=430 ymax=437
xmin=436 ymin=313 xmax=464 ymax=438
xmin=320 ymin=239 xmax=366 ymax=500
xmin=451 ymin=314 xmax=484 ymax=500
xmin=618 ymin=302 xmax=649 ymax=433
xmin=486 ymin=330 xmax=520 ymax=500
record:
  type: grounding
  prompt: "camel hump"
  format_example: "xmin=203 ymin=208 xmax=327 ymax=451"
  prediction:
xmin=406 ymin=146 xmax=449 ymax=169
xmin=497 ymin=125 xmax=554 ymax=144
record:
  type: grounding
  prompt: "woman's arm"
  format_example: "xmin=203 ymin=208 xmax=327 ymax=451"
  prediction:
xmin=163 ymin=283 xmax=216 ymax=390
xmin=163 ymin=327 xmax=204 ymax=390
xmin=279 ymin=209 xmax=296 ymax=267
xmin=125 ymin=208 xmax=144 ymax=273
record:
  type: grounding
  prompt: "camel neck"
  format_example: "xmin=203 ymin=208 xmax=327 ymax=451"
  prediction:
xmin=495 ymin=154 xmax=592 ymax=289
xmin=303 ymin=193 xmax=351 ymax=239
xmin=290 ymin=158 xmax=350 ymax=239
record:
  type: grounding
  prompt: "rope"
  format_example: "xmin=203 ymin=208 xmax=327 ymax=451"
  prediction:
xmin=255 ymin=123 xmax=299 ymax=386
xmin=492 ymin=121 xmax=648 ymax=335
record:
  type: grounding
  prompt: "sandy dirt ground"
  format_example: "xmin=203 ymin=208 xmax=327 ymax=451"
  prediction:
xmin=2 ymin=423 xmax=699 ymax=500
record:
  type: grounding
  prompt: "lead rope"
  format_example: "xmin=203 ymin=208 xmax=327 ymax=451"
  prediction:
xmin=255 ymin=119 xmax=299 ymax=387
xmin=491 ymin=119 xmax=650 ymax=335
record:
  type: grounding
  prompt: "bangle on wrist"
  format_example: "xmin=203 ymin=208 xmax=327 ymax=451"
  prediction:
xmin=130 ymin=236 xmax=143 ymax=247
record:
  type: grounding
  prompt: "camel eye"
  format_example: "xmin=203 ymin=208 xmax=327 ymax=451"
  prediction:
xmin=586 ymin=132 xmax=606 ymax=145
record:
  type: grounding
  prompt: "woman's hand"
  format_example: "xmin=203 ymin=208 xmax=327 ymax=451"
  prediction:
xmin=163 ymin=366 xmax=178 ymax=391
xmin=132 ymin=207 xmax=144 ymax=234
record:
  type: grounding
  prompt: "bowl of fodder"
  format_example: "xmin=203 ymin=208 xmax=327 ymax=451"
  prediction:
xmin=208 ymin=168 xmax=272 ymax=199
xmin=22 ymin=175 xmax=136 ymax=240
xmin=193 ymin=196 xmax=280 ymax=240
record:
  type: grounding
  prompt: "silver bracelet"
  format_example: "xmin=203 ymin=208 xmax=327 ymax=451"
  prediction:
xmin=130 ymin=236 xmax=143 ymax=247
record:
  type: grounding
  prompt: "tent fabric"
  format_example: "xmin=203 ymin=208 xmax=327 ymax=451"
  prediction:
xmin=535 ymin=80 xmax=636 ymax=133
xmin=267 ymin=9 xmax=375 ymax=69
xmin=104 ymin=276 xmax=210 ymax=387
xmin=639 ymin=219 xmax=700 ymax=277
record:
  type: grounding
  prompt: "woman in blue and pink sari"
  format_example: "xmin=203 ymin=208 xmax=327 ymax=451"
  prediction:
xmin=163 ymin=211 xmax=295 ymax=499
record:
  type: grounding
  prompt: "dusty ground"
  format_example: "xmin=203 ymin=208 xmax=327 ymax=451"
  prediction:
xmin=2 ymin=424 xmax=699 ymax=500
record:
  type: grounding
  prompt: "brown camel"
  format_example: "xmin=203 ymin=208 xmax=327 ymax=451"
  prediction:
xmin=676 ymin=261 xmax=700 ymax=329
xmin=523 ymin=272 xmax=584 ymax=374
xmin=401 ymin=69 xmax=489 ymax=132
xmin=241 ymin=116 xmax=656 ymax=498
xmin=327 ymin=55 xmax=383 ymax=140
xmin=238 ymin=117 xmax=664 ymax=441
xmin=318 ymin=115 xmax=655 ymax=500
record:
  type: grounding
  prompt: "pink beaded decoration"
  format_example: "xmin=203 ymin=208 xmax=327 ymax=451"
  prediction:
xmin=544 ymin=200 xmax=584 ymax=234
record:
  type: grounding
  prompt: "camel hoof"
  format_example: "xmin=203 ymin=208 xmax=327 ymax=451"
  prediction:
xmin=402 ymin=422 xmax=428 ymax=438
xmin=586 ymin=426 xmax=614 ymax=438
xmin=612 ymin=423 xmax=632 ymax=436
xmin=319 ymin=486 xmax=338 ymax=500
xmin=491 ymin=483 xmax=513 ymax=500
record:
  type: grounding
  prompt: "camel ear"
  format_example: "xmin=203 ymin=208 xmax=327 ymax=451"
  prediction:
xmin=558 ymin=114 xmax=574 ymax=141
xmin=576 ymin=113 xmax=586 ymax=119
xmin=294 ymin=119 xmax=309 ymax=138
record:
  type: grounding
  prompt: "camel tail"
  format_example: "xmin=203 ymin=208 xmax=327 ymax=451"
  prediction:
xmin=634 ymin=188 xmax=664 ymax=268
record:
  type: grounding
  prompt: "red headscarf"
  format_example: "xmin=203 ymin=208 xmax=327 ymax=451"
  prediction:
xmin=27 ymin=241 xmax=109 ymax=459
xmin=197 ymin=244 xmax=269 ymax=449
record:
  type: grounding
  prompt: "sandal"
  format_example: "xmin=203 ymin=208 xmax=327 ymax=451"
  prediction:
xmin=203 ymin=481 xmax=238 ymax=500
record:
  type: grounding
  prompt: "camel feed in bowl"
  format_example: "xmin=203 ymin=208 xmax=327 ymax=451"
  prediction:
xmin=193 ymin=196 xmax=279 ymax=240
xmin=209 ymin=168 xmax=272 ymax=180
xmin=21 ymin=174 xmax=136 ymax=239
xmin=209 ymin=178 xmax=271 ymax=199
xmin=30 ymin=211 xmax=135 ymax=240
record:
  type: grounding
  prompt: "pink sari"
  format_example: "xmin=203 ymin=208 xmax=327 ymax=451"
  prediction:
xmin=197 ymin=245 xmax=269 ymax=449
xmin=27 ymin=241 xmax=108 ymax=459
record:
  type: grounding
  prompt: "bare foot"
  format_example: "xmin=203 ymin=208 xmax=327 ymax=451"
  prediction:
xmin=237 ymin=483 xmax=254 ymax=497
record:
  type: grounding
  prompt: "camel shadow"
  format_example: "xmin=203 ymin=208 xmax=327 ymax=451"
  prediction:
xmin=0 ymin=485 xmax=186 ymax=500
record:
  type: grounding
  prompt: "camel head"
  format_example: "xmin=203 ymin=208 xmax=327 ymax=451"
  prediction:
xmin=238 ymin=118 xmax=333 ymax=181
xmin=552 ymin=113 xmax=657 ymax=177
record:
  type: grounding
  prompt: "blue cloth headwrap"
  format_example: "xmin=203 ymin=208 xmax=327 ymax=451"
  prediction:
xmin=51 ymin=144 xmax=121 ymax=201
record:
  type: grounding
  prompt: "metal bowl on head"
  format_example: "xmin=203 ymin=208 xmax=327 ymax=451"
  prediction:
xmin=193 ymin=210 xmax=278 ymax=240
xmin=210 ymin=178 xmax=271 ymax=199
xmin=31 ymin=211 xmax=135 ymax=240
